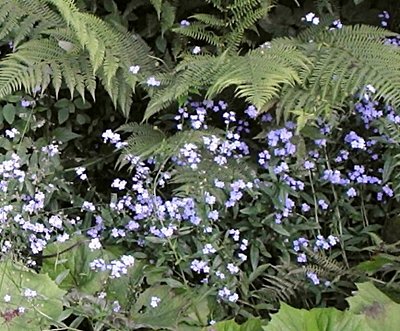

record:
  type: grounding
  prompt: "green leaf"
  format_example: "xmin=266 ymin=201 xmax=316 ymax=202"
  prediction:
xmin=3 ymin=104 xmax=16 ymax=124
xmin=106 ymin=260 xmax=146 ymax=307
xmin=52 ymin=127 xmax=81 ymax=142
xmin=74 ymin=98 xmax=92 ymax=110
xmin=76 ymin=113 xmax=86 ymax=125
xmin=54 ymin=99 xmax=73 ymax=109
xmin=211 ymin=318 xmax=264 ymax=331
xmin=150 ymin=0 xmax=163 ymax=19
xmin=263 ymin=303 xmax=371 ymax=331
xmin=41 ymin=236 xmax=109 ymax=294
xmin=269 ymin=222 xmax=290 ymax=236
xmin=347 ymin=282 xmax=400 ymax=331
xmin=131 ymin=285 xmax=192 ymax=330
xmin=58 ymin=107 xmax=69 ymax=124
xmin=356 ymin=255 xmax=395 ymax=275
xmin=0 ymin=259 xmax=65 ymax=331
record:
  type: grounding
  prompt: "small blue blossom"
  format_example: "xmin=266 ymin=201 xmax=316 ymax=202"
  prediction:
xmin=180 ymin=19 xmax=190 ymax=27
xmin=318 ymin=199 xmax=328 ymax=210
xmin=244 ymin=105 xmax=258 ymax=118
xmin=304 ymin=160 xmax=315 ymax=170
xmin=346 ymin=187 xmax=357 ymax=198
xmin=307 ymin=271 xmax=320 ymax=285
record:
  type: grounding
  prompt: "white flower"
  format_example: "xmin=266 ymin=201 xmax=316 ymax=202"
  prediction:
xmin=147 ymin=76 xmax=161 ymax=87
xmin=75 ymin=167 xmax=87 ymax=180
xmin=228 ymin=293 xmax=239 ymax=302
xmin=76 ymin=167 xmax=85 ymax=175
xmin=120 ymin=255 xmax=135 ymax=267
xmin=303 ymin=12 xmax=320 ymax=25
xmin=111 ymin=178 xmax=127 ymax=190
xmin=3 ymin=294 xmax=11 ymax=302
xmin=49 ymin=215 xmax=63 ymax=229
xmin=129 ymin=65 xmax=140 ymax=74
xmin=82 ymin=201 xmax=95 ymax=212
xmin=202 ymin=244 xmax=216 ymax=255
xmin=88 ymin=238 xmax=102 ymax=251
xmin=227 ymin=263 xmax=239 ymax=274
xmin=150 ymin=296 xmax=161 ymax=308
xmin=238 ymin=253 xmax=247 ymax=261
xmin=23 ymin=288 xmax=37 ymax=298
xmin=98 ymin=292 xmax=107 ymax=299
xmin=57 ymin=233 xmax=70 ymax=242
xmin=192 ymin=46 xmax=201 ymax=54
xmin=5 ymin=128 xmax=19 ymax=138
xmin=366 ymin=84 xmax=376 ymax=94
xmin=112 ymin=300 xmax=121 ymax=312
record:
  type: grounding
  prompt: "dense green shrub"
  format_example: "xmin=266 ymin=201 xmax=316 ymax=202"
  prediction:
xmin=0 ymin=0 xmax=399 ymax=330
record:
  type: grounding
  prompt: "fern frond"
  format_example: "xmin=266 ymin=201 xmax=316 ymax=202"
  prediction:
xmin=189 ymin=14 xmax=227 ymax=28
xmin=173 ymin=23 xmax=222 ymax=47
xmin=0 ymin=0 xmax=156 ymax=117
xmin=144 ymin=45 xmax=308 ymax=120
xmin=174 ymin=0 xmax=273 ymax=52
xmin=262 ymin=273 xmax=304 ymax=303
xmin=277 ymin=25 xmax=400 ymax=120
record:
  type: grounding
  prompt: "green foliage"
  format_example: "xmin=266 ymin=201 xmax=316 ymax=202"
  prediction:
xmin=174 ymin=0 xmax=273 ymax=52
xmin=209 ymin=281 xmax=400 ymax=331
xmin=262 ymin=282 xmax=400 ymax=331
xmin=209 ymin=318 xmax=264 ymax=331
xmin=263 ymin=304 xmax=368 ymax=331
xmin=146 ymin=24 xmax=400 ymax=125
xmin=0 ymin=260 xmax=65 ymax=330
xmin=208 ymin=283 xmax=400 ymax=330
xmin=144 ymin=44 xmax=308 ymax=120
xmin=41 ymin=236 xmax=109 ymax=293
xmin=0 ymin=0 xmax=155 ymax=116
xmin=129 ymin=285 xmax=211 ymax=330
xmin=1 ymin=0 xmax=400 ymax=329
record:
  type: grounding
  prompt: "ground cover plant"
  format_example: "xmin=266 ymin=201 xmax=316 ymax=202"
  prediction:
xmin=0 ymin=0 xmax=399 ymax=330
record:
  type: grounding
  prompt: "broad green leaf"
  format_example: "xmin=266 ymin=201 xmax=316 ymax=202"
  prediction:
xmin=356 ymin=255 xmax=395 ymax=275
xmin=52 ymin=127 xmax=81 ymax=142
xmin=209 ymin=318 xmax=264 ymax=331
xmin=0 ymin=260 xmax=65 ymax=331
xmin=76 ymin=113 xmax=86 ymax=125
xmin=263 ymin=303 xmax=371 ymax=331
xmin=3 ymin=104 xmax=16 ymax=124
xmin=130 ymin=286 xmax=207 ymax=330
xmin=347 ymin=283 xmax=393 ymax=313
xmin=41 ymin=236 xmax=109 ymax=294
xmin=106 ymin=260 xmax=146 ymax=307
xmin=347 ymin=282 xmax=400 ymax=331
xmin=58 ymin=107 xmax=69 ymax=124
